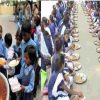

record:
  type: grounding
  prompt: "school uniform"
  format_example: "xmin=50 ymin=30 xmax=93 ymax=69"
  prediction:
xmin=0 ymin=38 xmax=7 ymax=77
xmin=4 ymin=46 xmax=15 ymax=77
xmin=48 ymin=71 xmax=69 ymax=100
xmin=13 ymin=44 xmax=21 ymax=75
xmin=41 ymin=30 xmax=53 ymax=71
xmin=13 ymin=44 xmax=21 ymax=57
xmin=16 ymin=64 xmax=35 ymax=100
xmin=21 ymin=38 xmax=37 ymax=65
xmin=51 ymin=53 xmax=60 ymax=73
xmin=49 ymin=22 xmax=56 ymax=39
xmin=56 ymin=9 xmax=62 ymax=26
xmin=59 ymin=2 xmax=66 ymax=16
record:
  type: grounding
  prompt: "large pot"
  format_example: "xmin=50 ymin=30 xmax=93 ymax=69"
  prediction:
xmin=0 ymin=72 xmax=9 ymax=100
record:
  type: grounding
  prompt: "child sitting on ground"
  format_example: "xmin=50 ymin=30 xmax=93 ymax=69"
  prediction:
xmin=13 ymin=28 xmax=22 ymax=75
xmin=48 ymin=53 xmax=83 ymax=100
xmin=4 ymin=33 xmax=15 ymax=77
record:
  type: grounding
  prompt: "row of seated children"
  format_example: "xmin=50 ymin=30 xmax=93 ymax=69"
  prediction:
xmin=41 ymin=0 xmax=77 ymax=76
xmin=48 ymin=35 xmax=83 ymax=100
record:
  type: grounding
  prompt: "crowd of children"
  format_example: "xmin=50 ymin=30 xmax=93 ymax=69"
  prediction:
xmin=0 ymin=1 xmax=41 ymax=100
xmin=41 ymin=0 xmax=84 ymax=100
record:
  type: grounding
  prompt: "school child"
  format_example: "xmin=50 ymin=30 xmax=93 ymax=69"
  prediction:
xmin=41 ymin=17 xmax=54 ymax=71
xmin=4 ymin=33 xmax=15 ymax=77
xmin=48 ymin=53 xmax=83 ymax=100
xmin=16 ymin=45 xmax=37 ymax=100
xmin=13 ymin=28 xmax=22 ymax=75
xmin=4 ymin=33 xmax=16 ymax=100
xmin=13 ymin=28 xmax=22 ymax=58
xmin=51 ymin=35 xmax=63 ymax=72
xmin=49 ymin=15 xmax=56 ymax=39
xmin=20 ymin=20 xmax=38 ymax=65
xmin=51 ymin=35 xmax=74 ymax=88
xmin=20 ymin=21 xmax=40 ymax=97
xmin=0 ymin=25 xmax=7 ymax=77
xmin=63 ymin=29 xmax=73 ymax=53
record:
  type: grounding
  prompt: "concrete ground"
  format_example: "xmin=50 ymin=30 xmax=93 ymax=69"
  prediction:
xmin=74 ymin=4 xmax=100 ymax=100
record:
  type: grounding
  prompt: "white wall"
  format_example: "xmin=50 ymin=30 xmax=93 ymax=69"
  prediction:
xmin=41 ymin=1 xmax=57 ymax=19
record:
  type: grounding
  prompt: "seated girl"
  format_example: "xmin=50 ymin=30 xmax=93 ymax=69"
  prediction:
xmin=48 ymin=53 xmax=83 ymax=100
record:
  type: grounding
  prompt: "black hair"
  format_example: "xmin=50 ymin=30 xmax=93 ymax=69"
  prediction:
xmin=24 ymin=45 xmax=37 ymax=66
xmin=42 ymin=17 xmax=48 ymax=26
xmin=16 ymin=28 xmax=22 ymax=41
xmin=34 ymin=16 xmax=40 ymax=26
xmin=55 ymin=53 xmax=65 ymax=71
xmin=21 ymin=20 xmax=31 ymax=34
xmin=4 ymin=33 xmax=12 ymax=47
xmin=49 ymin=15 xmax=54 ymax=23
xmin=34 ymin=4 xmax=38 ymax=8
xmin=54 ymin=35 xmax=63 ymax=52
xmin=0 ymin=25 xmax=2 ymax=32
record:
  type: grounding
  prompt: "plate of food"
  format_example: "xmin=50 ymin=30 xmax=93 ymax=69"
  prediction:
xmin=68 ymin=53 xmax=80 ymax=61
xmin=73 ymin=61 xmax=82 ymax=71
xmin=92 ymin=33 xmax=97 ymax=37
xmin=0 ymin=72 xmax=9 ymax=100
xmin=94 ymin=41 xmax=100 ymax=46
xmin=74 ymin=73 xmax=87 ymax=84
xmin=96 ymin=47 xmax=100 ymax=53
xmin=8 ymin=60 xmax=19 ymax=68
xmin=74 ymin=44 xmax=81 ymax=50
xmin=72 ymin=33 xmax=79 ymax=37
xmin=8 ymin=77 xmax=21 ymax=93
xmin=73 ymin=37 xmax=79 ymax=42
xmin=71 ymin=95 xmax=86 ymax=100
xmin=72 ymin=53 xmax=80 ymax=59
xmin=0 ymin=58 xmax=6 ymax=66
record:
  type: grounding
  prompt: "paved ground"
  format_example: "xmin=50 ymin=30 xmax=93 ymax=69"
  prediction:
xmin=74 ymin=4 xmax=100 ymax=100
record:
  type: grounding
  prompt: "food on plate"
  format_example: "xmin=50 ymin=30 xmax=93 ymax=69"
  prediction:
xmin=0 ymin=58 xmax=6 ymax=66
xmin=73 ymin=62 xmax=82 ymax=71
xmin=73 ymin=37 xmax=79 ymax=42
xmin=8 ymin=60 xmax=19 ymax=68
xmin=74 ymin=44 xmax=81 ymax=50
xmin=96 ymin=47 xmax=100 ymax=53
xmin=74 ymin=73 xmax=87 ymax=84
xmin=94 ymin=41 xmax=100 ymax=46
